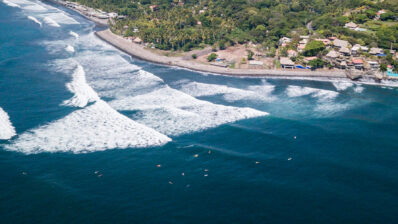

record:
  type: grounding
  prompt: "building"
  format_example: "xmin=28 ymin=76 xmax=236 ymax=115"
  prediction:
xmin=287 ymin=49 xmax=298 ymax=57
xmin=108 ymin=12 xmax=118 ymax=18
xmin=280 ymin=57 xmax=295 ymax=69
xmin=333 ymin=39 xmax=349 ymax=49
xmin=150 ymin=5 xmax=158 ymax=12
xmin=368 ymin=61 xmax=380 ymax=70
xmin=369 ymin=48 xmax=384 ymax=55
xmin=345 ymin=22 xmax=358 ymax=30
xmin=352 ymin=58 xmax=364 ymax=70
xmin=339 ymin=47 xmax=351 ymax=56
xmin=133 ymin=37 xmax=142 ymax=44
xmin=279 ymin=37 xmax=292 ymax=46
xmin=315 ymin=38 xmax=331 ymax=46
xmin=297 ymin=44 xmax=306 ymax=53
xmin=351 ymin=44 xmax=361 ymax=56
xmin=326 ymin=50 xmax=340 ymax=60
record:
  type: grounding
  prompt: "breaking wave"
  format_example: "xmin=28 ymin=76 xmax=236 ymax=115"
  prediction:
xmin=65 ymin=45 xmax=75 ymax=53
xmin=109 ymin=86 xmax=268 ymax=136
xmin=62 ymin=64 xmax=100 ymax=108
xmin=27 ymin=16 xmax=42 ymax=27
xmin=2 ymin=0 xmax=20 ymax=8
xmin=0 ymin=107 xmax=16 ymax=140
xmin=6 ymin=101 xmax=171 ymax=154
xmin=286 ymin=85 xmax=338 ymax=100
xmin=43 ymin=17 xmax=60 ymax=27
xmin=69 ymin=31 xmax=79 ymax=39
xmin=178 ymin=81 xmax=275 ymax=102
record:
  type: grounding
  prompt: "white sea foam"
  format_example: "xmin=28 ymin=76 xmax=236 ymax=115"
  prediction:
xmin=286 ymin=86 xmax=319 ymax=97
xmin=354 ymin=85 xmax=364 ymax=93
xmin=286 ymin=85 xmax=338 ymax=100
xmin=109 ymin=86 xmax=268 ymax=136
xmin=179 ymin=81 xmax=275 ymax=102
xmin=69 ymin=31 xmax=79 ymax=39
xmin=62 ymin=64 xmax=100 ymax=108
xmin=43 ymin=17 xmax=60 ymax=27
xmin=333 ymin=81 xmax=354 ymax=91
xmin=2 ymin=0 xmax=20 ymax=7
xmin=22 ymin=3 xmax=46 ymax=11
xmin=0 ymin=107 xmax=16 ymax=140
xmin=6 ymin=101 xmax=171 ymax=154
xmin=42 ymin=12 xmax=79 ymax=25
xmin=27 ymin=16 xmax=41 ymax=27
xmin=65 ymin=45 xmax=75 ymax=53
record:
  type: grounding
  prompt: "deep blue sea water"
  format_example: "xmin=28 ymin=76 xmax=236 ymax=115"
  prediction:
xmin=1 ymin=1 xmax=398 ymax=223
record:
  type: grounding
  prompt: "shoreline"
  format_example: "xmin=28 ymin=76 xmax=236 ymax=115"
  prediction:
xmin=95 ymin=29 xmax=349 ymax=79
xmin=45 ymin=0 xmax=397 ymax=83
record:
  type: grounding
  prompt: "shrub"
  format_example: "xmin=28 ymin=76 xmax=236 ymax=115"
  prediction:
xmin=191 ymin=54 xmax=197 ymax=59
xmin=207 ymin=53 xmax=218 ymax=62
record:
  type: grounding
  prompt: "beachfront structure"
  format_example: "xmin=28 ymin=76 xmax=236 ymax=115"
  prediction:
xmin=368 ymin=61 xmax=380 ymax=70
xmin=351 ymin=44 xmax=361 ymax=56
xmin=369 ymin=48 xmax=384 ymax=55
xmin=133 ymin=37 xmax=142 ymax=44
xmin=352 ymin=58 xmax=364 ymax=70
xmin=326 ymin=50 xmax=340 ymax=59
xmin=345 ymin=22 xmax=358 ymax=30
xmin=333 ymin=39 xmax=349 ymax=49
xmin=280 ymin=57 xmax=295 ymax=69
xmin=339 ymin=47 xmax=351 ymax=56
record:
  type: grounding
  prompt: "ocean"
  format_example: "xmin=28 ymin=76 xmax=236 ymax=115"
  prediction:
xmin=1 ymin=1 xmax=398 ymax=223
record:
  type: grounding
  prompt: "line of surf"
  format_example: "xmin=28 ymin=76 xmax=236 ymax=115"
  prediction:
xmin=0 ymin=107 xmax=16 ymax=140
xmin=27 ymin=15 xmax=42 ymax=27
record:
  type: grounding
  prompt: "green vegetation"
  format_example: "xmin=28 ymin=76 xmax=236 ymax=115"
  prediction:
xmin=207 ymin=53 xmax=217 ymax=62
xmin=303 ymin=40 xmax=325 ymax=57
xmin=74 ymin=0 xmax=398 ymax=52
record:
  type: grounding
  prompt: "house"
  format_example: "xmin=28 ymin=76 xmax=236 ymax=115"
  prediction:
xmin=287 ymin=49 xmax=298 ymax=57
xmin=279 ymin=37 xmax=292 ymax=46
xmin=351 ymin=44 xmax=361 ymax=56
xmin=300 ymin=35 xmax=310 ymax=40
xmin=369 ymin=48 xmax=384 ymax=55
xmin=249 ymin=60 xmax=264 ymax=68
xmin=150 ymin=5 xmax=158 ymax=12
xmin=339 ymin=47 xmax=351 ymax=56
xmin=335 ymin=60 xmax=347 ymax=69
xmin=361 ymin=46 xmax=369 ymax=52
xmin=280 ymin=57 xmax=295 ymax=69
xmin=368 ymin=61 xmax=380 ymax=70
xmin=333 ymin=39 xmax=349 ymax=49
xmin=108 ymin=12 xmax=118 ymax=18
xmin=352 ymin=58 xmax=364 ymax=70
xmin=316 ymin=38 xmax=331 ymax=46
xmin=345 ymin=22 xmax=358 ymax=30
xmin=376 ymin=10 xmax=386 ymax=20
xmin=298 ymin=44 xmax=306 ymax=52
xmin=326 ymin=50 xmax=340 ymax=60
xmin=133 ymin=37 xmax=142 ymax=44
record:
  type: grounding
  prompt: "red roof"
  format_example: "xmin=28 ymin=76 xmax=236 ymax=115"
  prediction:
xmin=352 ymin=58 xmax=363 ymax=64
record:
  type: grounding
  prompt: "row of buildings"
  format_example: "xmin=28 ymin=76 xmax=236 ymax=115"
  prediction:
xmin=279 ymin=34 xmax=396 ymax=71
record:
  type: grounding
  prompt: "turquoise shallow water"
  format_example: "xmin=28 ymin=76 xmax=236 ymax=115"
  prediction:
xmin=1 ymin=1 xmax=398 ymax=223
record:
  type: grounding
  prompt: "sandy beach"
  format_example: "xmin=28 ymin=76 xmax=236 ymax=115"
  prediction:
xmin=95 ymin=29 xmax=349 ymax=78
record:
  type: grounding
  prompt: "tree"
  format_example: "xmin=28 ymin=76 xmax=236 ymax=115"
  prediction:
xmin=380 ymin=63 xmax=387 ymax=72
xmin=207 ymin=53 xmax=218 ymax=62
xmin=303 ymin=40 xmax=325 ymax=56
xmin=308 ymin=58 xmax=324 ymax=69
xmin=247 ymin=50 xmax=254 ymax=60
